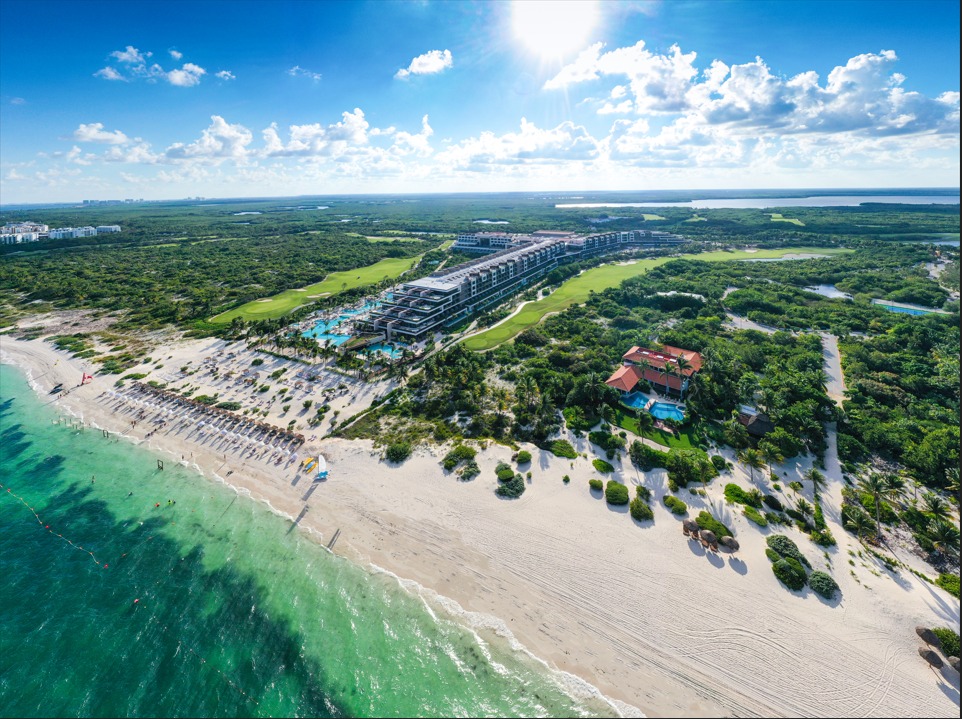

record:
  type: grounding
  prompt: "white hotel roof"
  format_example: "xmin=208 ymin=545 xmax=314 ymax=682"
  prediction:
xmin=406 ymin=238 xmax=563 ymax=291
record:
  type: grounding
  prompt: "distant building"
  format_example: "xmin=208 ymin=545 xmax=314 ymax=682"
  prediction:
xmin=48 ymin=226 xmax=98 ymax=239
xmin=96 ymin=225 xmax=122 ymax=233
xmin=1 ymin=222 xmax=48 ymax=234
xmin=452 ymin=228 xmax=686 ymax=255
xmin=1 ymin=231 xmax=40 ymax=244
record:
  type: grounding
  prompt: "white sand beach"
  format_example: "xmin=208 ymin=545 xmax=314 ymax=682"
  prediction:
xmin=2 ymin=335 xmax=959 ymax=718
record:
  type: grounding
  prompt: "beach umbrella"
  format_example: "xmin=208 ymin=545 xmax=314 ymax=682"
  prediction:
xmin=918 ymin=647 xmax=943 ymax=669
xmin=700 ymin=529 xmax=717 ymax=547
xmin=950 ymin=657 xmax=960 ymax=673
xmin=682 ymin=519 xmax=698 ymax=536
xmin=915 ymin=626 xmax=940 ymax=647
xmin=719 ymin=536 xmax=740 ymax=553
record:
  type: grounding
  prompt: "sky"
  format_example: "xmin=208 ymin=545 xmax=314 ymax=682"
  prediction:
xmin=0 ymin=0 xmax=959 ymax=202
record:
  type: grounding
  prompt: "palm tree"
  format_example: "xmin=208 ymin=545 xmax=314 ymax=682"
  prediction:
xmin=600 ymin=404 xmax=615 ymax=428
xmin=859 ymin=473 xmax=899 ymax=544
xmin=883 ymin=474 xmax=907 ymax=509
xmin=921 ymin=492 xmax=951 ymax=523
xmin=804 ymin=468 xmax=827 ymax=498
xmin=759 ymin=443 xmax=783 ymax=480
xmin=927 ymin=520 xmax=960 ymax=559
xmin=635 ymin=357 xmax=652 ymax=391
xmin=661 ymin=361 xmax=676 ymax=397
xmin=674 ymin=355 xmax=692 ymax=398
xmin=945 ymin=467 xmax=960 ymax=505
xmin=634 ymin=407 xmax=654 ymax=437
xmin=845 ymin=508 xmax=873 ymax=541
xmin=738 ymin=448 xmax=764 ymax=484
xmin=796 ymin=498 xmax=814 ymax=520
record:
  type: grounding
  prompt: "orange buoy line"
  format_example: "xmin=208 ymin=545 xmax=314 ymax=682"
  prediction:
xmin=0 ymin=480 xmax=260 ymax=707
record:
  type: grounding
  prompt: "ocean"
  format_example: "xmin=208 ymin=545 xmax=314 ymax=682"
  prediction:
xmin=0 ymin=363 xmax=616 ymax=718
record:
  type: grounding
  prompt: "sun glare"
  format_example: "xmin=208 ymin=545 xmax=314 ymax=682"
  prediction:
xmin=511 ymin=0 xmax=599 ymax=59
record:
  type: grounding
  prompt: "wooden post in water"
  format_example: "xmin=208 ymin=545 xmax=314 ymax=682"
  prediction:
xmin=103 ymin=429 xmax=109 ymax=438
xmin=157 ymin=459 xmax=164 ymax=470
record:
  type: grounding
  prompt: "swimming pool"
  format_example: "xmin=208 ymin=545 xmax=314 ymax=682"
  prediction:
xmin=620 ymin=391 xmax=650 ymax=410
xmin=365 ymin=342 xmax=405 ymax=359
xmin=876 ymin=304 xmax=935 ymax=315
xmin=649 ymin=402 xmax=685 ymax=422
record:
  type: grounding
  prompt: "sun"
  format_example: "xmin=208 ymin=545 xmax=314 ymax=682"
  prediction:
xmin=511 ymin=0 xmax=600 ymax=60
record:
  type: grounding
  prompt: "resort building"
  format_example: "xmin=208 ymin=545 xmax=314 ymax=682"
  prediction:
xmin=453 ymin=228 xmax=686 ymax=255
xmin=605 ymin=345 xmax=703 ymax=399
xmin=366 ymin=238 xmax=568 ymax=341
xmin=362 ymin=228 xmax=690 ymax=342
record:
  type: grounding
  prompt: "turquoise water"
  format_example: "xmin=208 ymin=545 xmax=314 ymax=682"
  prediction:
xmin=872 ymin=302 xmax=939 ymax=316
xmin=648 ymin=403 xmax=685 ymax=422
xmin=620 ymin=392 xmax=649 ymax=410
xmin=364 ymin=343 xmax=404 ymax=360
xmin=0 ymin=364 xmax=614 ymax=718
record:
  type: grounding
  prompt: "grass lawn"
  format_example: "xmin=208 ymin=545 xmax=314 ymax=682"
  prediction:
xmin=769 ymin=213 xmax=805 ymax=226
xmin=641 ymin=213 xmax=667 ymax=220
xmin=684 ymin=214 xmax=708 ymax=222
xmin=210 ymin=256 xmax=417 ymax=324
xmin=462 ymin=246 xmax=853 ymax=350
xmin=611 ymin=408 xmax=696 ymax=450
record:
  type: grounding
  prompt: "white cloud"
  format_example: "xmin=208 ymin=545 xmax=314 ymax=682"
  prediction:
xmin=94 ymin=66 xmax=125 ymax=81
xmin=166 ymin=63 xmax=207 ymax=87
xmin=72 ymin=122 xmax=130 ymax=145
xmin=548 ymin=44 xmax=958 ymax=140
xmin=288 ymin=65 xmax=322 ymax=81
xmin=169 ymin=49 xmax=183 ymax=61
xmin=215 ymin=70 xmax=236 ymax=81
xmin=111 ymin=46 xmax=151 ymax=64
xmin=395 ymin=49 xmax=453 ymax=79
xmin=10 ymin=97 xmax=26 ymax=105
xmin=391 ymin=115 xmax=434 ymax=156
xmin=165 ymin=115 xmax=253 ymax=162
xmin=262 ymin=108 xmax=370 ymax=157
xmin=437 ymin=118 xmax=599 ymax=168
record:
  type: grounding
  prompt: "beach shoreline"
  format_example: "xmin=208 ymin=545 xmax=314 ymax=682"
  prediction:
xmin=2 ymin=335 xmax=959 ymax=718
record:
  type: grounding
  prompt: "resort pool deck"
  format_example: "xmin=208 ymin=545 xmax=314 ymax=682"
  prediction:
xmin=871 ymin=299 xmax=950 ymax=316
xmin=365 ymin=342 xmax=405 ymax=359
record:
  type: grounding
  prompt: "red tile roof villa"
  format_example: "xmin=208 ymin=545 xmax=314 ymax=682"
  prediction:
xmin=621 ymin=345 xmax=702 ymax=374
xmin=606 ymin=345 xmax=702 ymax=395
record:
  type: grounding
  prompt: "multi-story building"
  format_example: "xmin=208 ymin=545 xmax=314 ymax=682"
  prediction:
xmin=1 ymin=222 xmax=48 ymax=234
xmin=48 ymin=226 xmax=98 ymax=239
xmin=96 ymin=225 xmax=122 ymax=233
xmin=362 ymin=228 xmax=690 ymax=343
xmin=366 ymin=238 xmax=568 ymax=341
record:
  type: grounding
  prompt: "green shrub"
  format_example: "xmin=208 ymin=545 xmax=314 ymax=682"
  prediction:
xmin=215 ymin=401 xmax=242 ymax=411
xmin=385 ymin=442 xmax=412 ymax=463
xmin=549 ymin=439 xmax=578 ymax=459
xmin=515 ymin=450 xmax=532 ymax=465
xmin=808 ymin=571 xmax=839 ymax=600
xmin=251 ymin=358 xmax=264 ymax=366
xmin=194 ymin=394 xmax=217 ymax=405
xmin=764 ymin=512 xmax=785 ymax=525
xmin=663 ymin=495 xmax=688 ymax=515
xmin=933 ymin=627 xmax=960 ymax=658
xmin=765 ymin=547 xmax=781 ymax=563
xmin=813 ymin=502 xmax=827 ymax=531
xmin=667 ymin=478 xmax=679 ymax=492
xmin=724 ymin=483 xmax=763 ymax=508
xmin=592 ymin=459 xmax=615 ymax=474
xmin=744 ymin=506 xmax=768 ymax=527
xmin=630 ymin=497 xmax=654 ymax=521
xmin=710 ymin=454 xmax=727 ymax=472
xmin=605 ymin=481 xmax=630 ymax=505
xmin=762 ymin=494 xmax=784 ymax=511
xmin=496 ymin=467 xmax=516 ymax=481
xmin=628 ymin=440 xmax=669 ymax=471
xmin=459 ymin=460 xmax=480 ymax=481
xmin=695 ymin=510 xmax=732 ymax=538
xmin=496 ymin=473 xmax=525 ymax=498
xmin=766 ymin=534 xmax=812 ymax=568
xmin=634 ymin=485 xmax=651 ymax=501
xmin=772 ymin=558 xmax=806 ymax=591
xmin=442 ymin=444 xmax=477 ymax=471
xmin=810 ymin=528 xmax=837 ymax=547
xmin=588 ymin=479 xmax=603 ymax=491
xmin=936 ymin=573 xmax=960 ymax=599
xmin=788 ymin=481 xmax=803 ymax=492
xmin=858 ymin=492 xmax=899 ymax=524
xmin=122 ymin=372 xmax=148 ymax=381
xmin=589 ymin=431 xmax=626 ymax=457
xmin=562 ymin=474 xmax=570 ymax=484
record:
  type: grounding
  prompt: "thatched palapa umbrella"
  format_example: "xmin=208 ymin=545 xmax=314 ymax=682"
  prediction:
xmin=719 ymin=536 xmax=740 ymax=553
xmin=918 ymin=647 xmax=943 ymax=669
xmin=949 ymin=656 xmax=960 ymax=673
xmin=700 ymin=529 xmax=717 ymax=550
xmin=682 ymin=519 xmax=698 ymax=537
xmin=915 ymin=626 xmax=941 ymax=648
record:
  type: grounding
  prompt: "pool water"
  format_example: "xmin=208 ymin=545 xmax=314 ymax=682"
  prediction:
xmin=649 ymin=402 xmax=686 ymax=422
xmin=365 ymin=343 xmax=405 ymax=359
xmin=875 ymin=304 xmax=936 ymax=315
xmin=620 ymin=391 xmax=650 ymax=409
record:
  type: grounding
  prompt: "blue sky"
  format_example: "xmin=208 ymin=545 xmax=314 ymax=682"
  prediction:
xmin=1 ymin=0 xmax=958 ymax=202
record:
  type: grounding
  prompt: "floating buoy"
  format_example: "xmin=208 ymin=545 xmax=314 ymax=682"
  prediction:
xmin=133 ymin=598 xmax=140 ymax=604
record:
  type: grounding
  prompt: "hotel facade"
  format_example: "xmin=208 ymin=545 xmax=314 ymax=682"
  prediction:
xmin=364 ymin=228 xmax=688 ymax=342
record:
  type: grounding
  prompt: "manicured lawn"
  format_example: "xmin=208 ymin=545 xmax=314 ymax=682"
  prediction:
xmin=462 ymin=247 xmax=853 ymax=350
xmin=769 ymin=213 xmax=805 ymax=226
xmin=611 ymin=408 xmax=696 ymax=450
xmin=210 ymin=256 xmax=417 ymax=324
xmin=641 ymin=213 xmax=667 ymax=220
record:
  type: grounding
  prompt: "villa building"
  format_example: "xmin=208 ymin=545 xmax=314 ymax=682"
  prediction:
xmin=605 ymin=345 xmax=703 ymax=399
